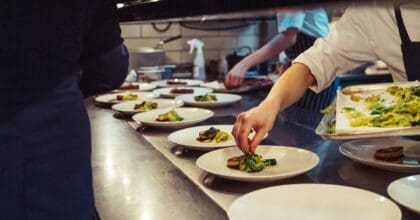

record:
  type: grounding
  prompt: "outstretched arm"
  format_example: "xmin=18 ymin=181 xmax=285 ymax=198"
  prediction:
xmin=225 ymin=28 xmax=298 ymax=88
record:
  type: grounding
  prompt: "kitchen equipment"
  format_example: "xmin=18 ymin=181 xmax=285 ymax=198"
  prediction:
xmin=129 ymin=35 xmax=182 ymax=78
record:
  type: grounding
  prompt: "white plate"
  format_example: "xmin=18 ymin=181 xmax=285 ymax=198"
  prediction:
xmin=388 ymin=175 xmax=420 ymax=214
xmin=132 ymin=107 xmax=214 ymax=128
xmin=228 ymin=184 xmax=401 ymax=220
xmin=111 ymin=99 xmax=184 ymax=114
xmin=168 ymin=125 xmax=266 ymax=151
xmin=115 ymin=82 xmax=157 ymax=92
xmin=196 ymin=146 xmax=319 ymax=182
xmin=151 ymin=79 xmax=203 ymax=87
xmin=339 ymin=138 xmax=420 ymax=172
xmin=94 ymin=92 xmax=159 ymax=104
xmin=175 ymin=93 xmax=241 ymax=107
xmin=153 ymin=87 xmax=213 ymax=98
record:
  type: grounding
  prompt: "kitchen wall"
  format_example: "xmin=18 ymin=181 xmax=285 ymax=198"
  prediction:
xmin=120 ymin=20 xmax=278 ymax=65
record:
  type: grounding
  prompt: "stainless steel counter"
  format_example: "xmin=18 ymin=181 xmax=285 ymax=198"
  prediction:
xmin=87 ymin=90 xmax=419 ymax=220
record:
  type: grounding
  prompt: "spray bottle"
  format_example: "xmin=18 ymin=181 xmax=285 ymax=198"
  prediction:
xmin=187 ymin=39 xmax=206 ymax=81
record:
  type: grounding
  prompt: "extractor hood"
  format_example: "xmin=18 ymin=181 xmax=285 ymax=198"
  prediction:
xmin=117 ymin=0 xmax=346 ymax=22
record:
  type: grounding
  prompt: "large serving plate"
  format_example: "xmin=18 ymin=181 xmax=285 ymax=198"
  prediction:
xmin=132 ymin=107 xmax=213 ymax=128
xmin=339 ymin=137 xmax=420 ymax=172
xmin=228 ymin=184 xmax=401 ymax=220
xmin=196 ymin=146 xmax=319 ymax=182
xmin=335 ymin=81 xmax=420 ymax=134
xmin=388 ymin=175 xmax=420 ymax=214
xmin=111 ymin=99 xmax=183 ymax=115
xmin=168 ymin=125 xmax=265 ymax=151
xmin=94 ymin=92 xmax=159 ymax=105
xmin=175 ymin=93 xmax=241 ymax=108
xmin=316 ymin=81 xmax=420 ymax=140
xmin=151 ymin=79 xmax=203 ymax=87
xmin=153 ymin=87 xmax=213 ymax=98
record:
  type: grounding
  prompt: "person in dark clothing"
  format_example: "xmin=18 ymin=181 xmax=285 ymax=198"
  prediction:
xmin=0 ymin=1 xmax=128 ymax=219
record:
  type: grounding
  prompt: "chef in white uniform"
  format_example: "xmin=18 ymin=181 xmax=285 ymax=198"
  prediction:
xmin=232 ymin=1 xmax=420 ymax=153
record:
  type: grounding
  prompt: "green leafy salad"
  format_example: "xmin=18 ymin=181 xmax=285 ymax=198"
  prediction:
xmin=227 ymin=154 xmax=277 ymax=173
xmin=343 ymin=86 xmax=420 ymax=128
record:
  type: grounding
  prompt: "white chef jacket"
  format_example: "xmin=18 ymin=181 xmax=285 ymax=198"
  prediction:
xmin=294 ymin=1 xmax=420 ymax=93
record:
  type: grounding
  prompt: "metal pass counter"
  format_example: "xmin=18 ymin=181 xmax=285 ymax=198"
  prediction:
xmin=87 ymin=90 xmax=419 ymax=220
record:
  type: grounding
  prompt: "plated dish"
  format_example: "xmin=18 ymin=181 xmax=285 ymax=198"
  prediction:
xmin=153 ymin=87 xmax=213 ymax=98
xmin=228 ymin=184 xmax=401 ymax=220
xmin=111 ymin=99 xmax=183 ymax=114
xmin=94 ymin=92 xmax=159 ymax=105
xmin=151 ymin=79 xmax=203 ymax=87
xmin=387 ymin=175 xmax=420 ymax=214
xmin=175 ymin=93 xmax=242 ymax=107
xmin=339 ymin=137 xmax=420 ymax=172
xmin=132 ymin=107 xmax=213 ymax=128
xmin=201 ymin=78 xmax=273 ymax=93
xmin=196 ymin=146 xmax=319 ymax=182
xmin=116 ymin=82 xmax=157 ymax=91
xmin=168 ymin=125 xmax=264 ymax=151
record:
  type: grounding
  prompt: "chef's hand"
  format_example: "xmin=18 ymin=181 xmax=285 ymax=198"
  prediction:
xmin=232 ymin=103 xmax=277 ymax=154
xmin=224 ymin=63 xmax=248 ymax=89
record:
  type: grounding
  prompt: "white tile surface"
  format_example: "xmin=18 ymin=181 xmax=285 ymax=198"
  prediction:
xmin=120 ymin=24 xmax=141 ymax=38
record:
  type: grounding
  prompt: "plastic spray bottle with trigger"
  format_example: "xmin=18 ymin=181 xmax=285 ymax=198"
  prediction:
xmin=187 ymin=39 xmax=206 ymax=81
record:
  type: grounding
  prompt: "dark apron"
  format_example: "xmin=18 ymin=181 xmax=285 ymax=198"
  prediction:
xmin=0 ymin=78 xmax=94 ymax=220
xmin=395 ymin=5 xmax=420 ymax=141
xmin=395 ymin=5 xmax=420 ymax=80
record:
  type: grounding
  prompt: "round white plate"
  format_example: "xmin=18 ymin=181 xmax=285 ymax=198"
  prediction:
xmin=153 ymin=87 xmax=213 ymax=98
xmin=94 ymin=92 xmax=159 ymax=104
xmin=132 ymin=107 xmax=214 ymax=128
xmin=339 ymin=138 xmax=420 ymax=173
xmin=151 ymin=79 xmax=203 ymax=87
xmin=111 ymin=99 xmax=184 ymax=114
xmin=168 ymin=125 xmax=266 ymax=151
xmin=115 ymin=82 xmax=157 ymax=92
xmin=228 ymin=184 xmax=401 ymax=220
xmin=175 ymin=93 xmax=242 ymax=107
xmin=196 ymin=146 xmax=319 ymax=182
xmin=388 ymin=175 xmax=420 ymax=214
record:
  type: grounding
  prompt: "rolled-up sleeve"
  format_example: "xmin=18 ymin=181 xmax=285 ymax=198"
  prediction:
xmin=293 ymin=6 xmax=377 ymax=93
xmin=278 ymin=12 xmax=306 ymax=32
